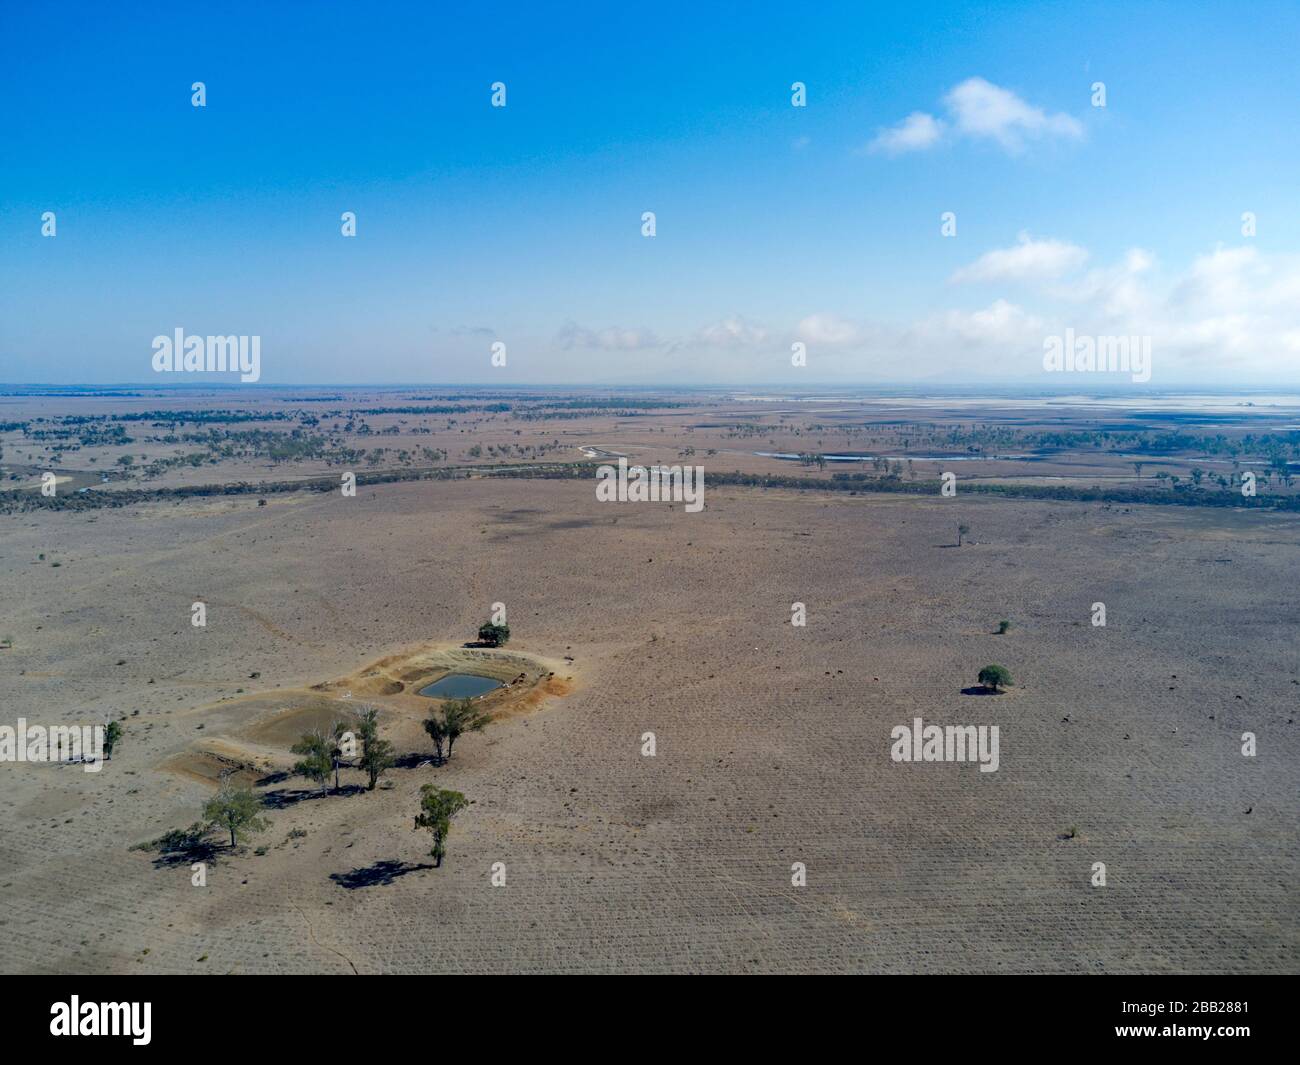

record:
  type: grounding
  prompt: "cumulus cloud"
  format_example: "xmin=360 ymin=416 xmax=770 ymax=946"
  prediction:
xmin=555 ymin=321 xmax=660 ymax=351
xmin=868 ymin=112 xmax=945 ymax=155
xmin=869 ymin=77 xmax=1082 ymax=156
xmin=944 ymin=77 xmax=1082 ymax=151
xmin=933 ymin=299 xmax=1044 ymax=345
xmin=951 ymin=233 xmax=1089 ymax=283
xmin=550 ymin=248 xmax=1300 ymax=382
xmin=1159 ymin=246 xmax=1300 ymax=366
xmin=697 ymin=315 xmax=771 ymax=348
xmin=1047 ymin=247 xmax=1155 ymax=320
xmin=796 ymin=313 xmax=868 ymax=347
xmin=950 ymin=244 xmax=1300 ymax=378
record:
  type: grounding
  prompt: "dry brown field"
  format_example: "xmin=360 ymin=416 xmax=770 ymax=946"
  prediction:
xmin=1 ymin=390 xmax=1297 ymax=973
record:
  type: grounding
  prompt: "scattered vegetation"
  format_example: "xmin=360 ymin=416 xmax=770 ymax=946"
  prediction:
xmin=202 ymin=784 xmax=271 ymax=849
xmin=422 ymin=713 xmax=449 ymax=764
xmin=290 ymin=724 xmax=348 ymax=792
xmin=977 ymin=665 xmax=1013 ymax=693
xmin=103 ymin=720 xmax=123 ymax=759
xmin=423 ymin=698 xmax=492 ymax=764
xmin=414 ymin=786 xmax=469 ymax=867
xmin=442 ymin=698 xmax=492 ymax=761
xmin=356 ymin=707 xmax=394 ymax=791
xmin=131 ymin=822 xmax=213 ymax=859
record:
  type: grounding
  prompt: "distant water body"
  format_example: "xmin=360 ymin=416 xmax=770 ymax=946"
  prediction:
xmin=418 ymin=673 xmax=502 ymax=699
xmin=730 ymin=393 xmax=1300 ymax=414
xmin=754 ymin=451 xmax=1035 ymax=462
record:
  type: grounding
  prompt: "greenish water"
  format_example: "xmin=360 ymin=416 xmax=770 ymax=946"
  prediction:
xmin=418 ymin=673 xmax=503 ymax=699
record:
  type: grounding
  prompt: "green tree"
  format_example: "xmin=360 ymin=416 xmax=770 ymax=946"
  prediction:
xmin=414 ymin=786 xmax=469 ymax=867
xmin=957 ymin=523 xmax=970 ymax=547
xmin=356 ymin=707 xmax=394 ymax=791
xmin=291 ymin=725 xmax=347 ymax=792
xmin=477 ymin=621 xmax=510 ymax=647
xmin=422 ymin=712 xmax=448 ymax=764
xmin=977 ymin=665 xmax=1013 ymax=693
xmin=203 ymin=784 xmax=270 ymax=849
xmin=103 ymin=720 xmax=123 ymax=760
xmin=441 ymin=698 xmax=492 ymax=761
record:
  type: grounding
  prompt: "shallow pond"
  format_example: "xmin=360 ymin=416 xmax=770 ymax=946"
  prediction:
xmin=417 ymin=673 xmax=503 ymax=699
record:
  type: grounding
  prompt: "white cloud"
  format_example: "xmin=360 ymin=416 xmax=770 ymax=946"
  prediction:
xmin=959 ymin=243 xmax=1300 ymax=378
xmin=548 ymin=247 xmax=1300 ymax=382
xmin=1156 ymin=246 xmax=1300 ymax=369
xmin=943 ymin=77 xmax=1082 ymax=151
xmin=697 ymin=315 xmax=771 ymax=348
xmin=868 ymin=112 xmax=945 ymax=155
xmin=935 ymin=299 xmax=1044 ymax=344
xmin=555 ymin=321 xmax=659 ymax=351
xmin=870 ymin=78 xmax=1083 ymax=156
xmin=1047 ymin=247 xmax=1155 ymax=320
xmin=952 ymin=233 xmax=1089 ymax=283
xmin=796 ymin=313 xmax=867 ymax=346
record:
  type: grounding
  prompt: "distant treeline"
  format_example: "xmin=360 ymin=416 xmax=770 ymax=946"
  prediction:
xmin=524 ymin=398 xmax=689 ymax=410
xmin=0 ymin=462 xmax=586 ymax=513
xmin=109 ymin=410 xmax=296 ymax=424
xmin=5 ymin=460 xmax=1299 ymax=514
xmin=492 ymin=464 xmax=1300 ymax=511
xmin=339 ymin=404 xmax=512 ymax=415
xmin=812 ymin=423 xmax=1300 ymax=462
xmin=511 ymin=408 xmax=683 ymax=421
xmin=0 ymin=465 xmax=472 ymax=512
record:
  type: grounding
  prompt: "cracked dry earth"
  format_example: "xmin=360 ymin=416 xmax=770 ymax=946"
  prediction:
xmin=1 ymin=477 xmax=1297 ymax=973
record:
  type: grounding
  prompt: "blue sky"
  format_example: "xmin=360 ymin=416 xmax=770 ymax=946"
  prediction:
xmin=3 ymin=0 xmax=1299 ymax=386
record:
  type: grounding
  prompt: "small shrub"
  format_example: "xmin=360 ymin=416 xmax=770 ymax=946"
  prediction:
xmin=977 ymin=665 xmax=1013 ymax=693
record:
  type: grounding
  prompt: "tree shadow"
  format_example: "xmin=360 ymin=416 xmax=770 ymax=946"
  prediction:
xmin=330 ymin=859 xmax=434 ymax=889
xmin=254 ymin=769 xmax=293 ymax=786
xmin=138 ymin=834 xmax=224 ymax=869
xmin=150 ymin=841 xmax=224 ymax=868
xmin=960 ymin=686 xmax=1004 ymax=696
xmin=260 ymin=783 xmax=366 ymax=808
xmin=394 ymin=751 xmax=439 ymax=769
